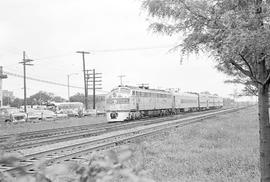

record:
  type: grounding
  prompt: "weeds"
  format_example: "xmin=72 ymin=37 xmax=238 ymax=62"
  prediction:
xmin=0 ymin=145 xmax=155 ymax=182
xmin=134 ymin=106 xmax=260 ymax=182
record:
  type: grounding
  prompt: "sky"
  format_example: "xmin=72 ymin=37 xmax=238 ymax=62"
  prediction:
xmin=0 ymin=0 xmax=253 ymax=101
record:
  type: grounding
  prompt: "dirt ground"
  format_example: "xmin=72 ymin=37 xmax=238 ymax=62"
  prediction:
xmin=0 ymin=116 xmax=107 ymax=135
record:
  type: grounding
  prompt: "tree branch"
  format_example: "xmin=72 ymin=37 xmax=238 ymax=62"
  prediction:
xmin=229 ymin=59 xmax=263 ymax=85
xmin=179 ymin=0 xmax=210 ymax=22
xmin=263 ymin=72 xmax=270 ymax=85
xmin=239 ymin=54 xmax=255 ymax=78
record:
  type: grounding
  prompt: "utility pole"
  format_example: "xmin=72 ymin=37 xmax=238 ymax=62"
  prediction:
xmin=19 ymin=51 xmax=34 ymax=113
xmin=76 ymin=51 xmax=90 ymax=110
xmin=67 ymin=75 xmax=70 ymax=101
xmin=0 ymin=66 xmax=8 ymax=107
xmin=86 ymin=69 xmax=102 ymax=110
xmin=118 ymin=75 xmax=126 ymax=86
xmin=67 ymin=73 xmax=78 ymax=101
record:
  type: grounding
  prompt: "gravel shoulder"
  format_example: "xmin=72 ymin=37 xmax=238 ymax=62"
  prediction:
xmin=0 ymin=116 xmax=107 ymax=135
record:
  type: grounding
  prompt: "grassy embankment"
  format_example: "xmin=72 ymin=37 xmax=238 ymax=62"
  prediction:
xmin=131 ymin=106 xmax=259 ymax=182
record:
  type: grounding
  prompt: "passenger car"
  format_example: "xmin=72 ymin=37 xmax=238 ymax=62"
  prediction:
xmin=27 ymin=109 xmax=42 ymax=121
xmin=105 ymin=85 xmax=223 ymax=122
xmin=0 ymin=107 xmax=27 ymax=123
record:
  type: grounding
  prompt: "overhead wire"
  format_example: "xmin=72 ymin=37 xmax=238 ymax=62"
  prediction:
xmin=3 ymin=44 xmax=174 ymax=69
xmin=2 ymin=44 xmax=175 ymax=94
xmin=4 ymin=71 xmax=83 ymax=89
xmin=89 ymin=44 xmax=174 ymax=53
xmin=3 ymin=70 xmax=109 ymax=94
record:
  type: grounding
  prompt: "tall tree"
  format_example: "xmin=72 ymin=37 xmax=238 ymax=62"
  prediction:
xmin=29 ymin=91 xmax=66 ymax=104
xmin=69 ymin=93 xmax=85 ymax=103
xmin=142 ymin=0 xmax=270 ymax=181
xmin=10 ymin=98 xmax=23 ymax=108
xmin=29 ymin=91 xmax=54 ymax=104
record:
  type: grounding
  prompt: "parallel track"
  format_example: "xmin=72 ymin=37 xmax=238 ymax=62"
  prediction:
xmin=1 ymin=108 xmax=228 ymax=151
xmin=0 ymin=106 xmax=247 ymax=175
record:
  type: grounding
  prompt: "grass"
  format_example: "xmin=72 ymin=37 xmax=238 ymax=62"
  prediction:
xmin=0 ymin=106 xmax=260 ymax=181
xmin=130 ymin=106 xmax=260 ymax=182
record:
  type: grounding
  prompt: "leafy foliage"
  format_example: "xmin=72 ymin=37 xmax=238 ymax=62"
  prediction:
xmin=142 ymin=0 xmax=270 ymax=95
xmin=29 ymin=91 xmax=66 ymax=105
xmin=3 ymin=91 xmax=66 ymax=107
xmin=69 ymin=93 xmax=85 ymax=103
xmin=0 ymin=145 xmax=154 ymax=182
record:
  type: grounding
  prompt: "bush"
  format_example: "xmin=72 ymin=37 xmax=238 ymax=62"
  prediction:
xmin=0 ymin=145 xmax=155 ymax=182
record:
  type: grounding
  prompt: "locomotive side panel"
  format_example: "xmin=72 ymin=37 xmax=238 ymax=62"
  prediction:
xmin=199 ymin=94 xmax=209 ymax=109
xmin=173 ymin=92 xmax=199 ymax=111
xmin=105 ymin=86 xmax=223 ymax=121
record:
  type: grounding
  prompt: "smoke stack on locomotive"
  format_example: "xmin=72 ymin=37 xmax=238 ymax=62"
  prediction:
xmin=105 ymin=85 xmax=223 ymax=122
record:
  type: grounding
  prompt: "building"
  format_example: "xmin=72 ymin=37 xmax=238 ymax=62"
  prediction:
xmin=2 ymin=90 xmax=15 ymax=106
xmin=2 ymin=90 xmax=14 ymax=99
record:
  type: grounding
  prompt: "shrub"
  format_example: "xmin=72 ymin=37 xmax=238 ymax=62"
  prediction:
xmin=0 ymin=145 xmax=155 ymax=182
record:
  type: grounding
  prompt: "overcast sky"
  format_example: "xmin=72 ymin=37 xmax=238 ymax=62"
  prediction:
xmin=0 ymin=0 xmax=250 ymax=100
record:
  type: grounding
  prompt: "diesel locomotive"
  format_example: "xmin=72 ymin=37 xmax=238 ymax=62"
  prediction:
xmin=105 ymin=86 xmax=223 ymax=122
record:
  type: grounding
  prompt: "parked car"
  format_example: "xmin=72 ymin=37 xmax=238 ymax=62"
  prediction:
xmin=55 ymin=110 xmax=68 ymax=119
xmin=27 ymin=109 xmax=42 ymax=121
xmin=40 ymin=110 xmax=57 ymax=120
xmin=27 ymin=109 xmax=57 ymax=121
xmin=63 ymin=109 xmax=80 ymax=117
xmin=0 ymin=107 xmax=27 ymax=123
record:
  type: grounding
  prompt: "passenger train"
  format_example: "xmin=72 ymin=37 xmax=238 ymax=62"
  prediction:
xmin=105 ymin=86 xmax=223 ymax=122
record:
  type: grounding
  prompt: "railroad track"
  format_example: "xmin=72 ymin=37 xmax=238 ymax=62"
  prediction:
xmin=0 ymin=108 xmax=229 ymax=151
xmin=0 ymin=106 xmax=247 ymax=175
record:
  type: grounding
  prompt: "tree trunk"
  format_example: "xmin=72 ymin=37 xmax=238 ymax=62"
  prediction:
xmin=258 ymin=82 xmax=270 ymax=182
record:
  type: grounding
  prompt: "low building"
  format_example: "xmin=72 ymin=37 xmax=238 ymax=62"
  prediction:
xmin=2 ymin=90 xmax=15 ymax=99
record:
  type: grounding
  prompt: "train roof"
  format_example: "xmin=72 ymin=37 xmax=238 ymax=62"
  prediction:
xmin=112 ymin=85 xmax=171 ymax=94
xmin=110 ymin=85 xmax=223 ymax=99
xmin=172 ymin=91 xmax=199 ymax=97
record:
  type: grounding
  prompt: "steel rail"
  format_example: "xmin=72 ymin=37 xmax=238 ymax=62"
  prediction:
xmin=0 ymin=107 xmax=246 ymax=175
xmin=1 ymin=108 xmax=228 ymax=151
xmin=0 ymin=107 xmax=227 ymax=143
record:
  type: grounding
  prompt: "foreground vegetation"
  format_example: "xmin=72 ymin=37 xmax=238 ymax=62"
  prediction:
xmin=133 ymin=106 xmax=259 ymax=181
xmin=0 ymin=146 xmax=153 ymax=182
xmin=0 ymin=106 xmax=259 ymax=181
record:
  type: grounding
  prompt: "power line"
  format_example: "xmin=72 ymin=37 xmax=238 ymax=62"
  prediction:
xmin=2 ymin=45 xmax=174 ymax=68
xmin=15 ymin=45 xmax=174 ymax=62
xmin=90 ymin=45 xmax=174 ymax=53
xmin=3 ymin=71 xmax=84 ymax=89
xmin=33 ymin=52 xmax=74 ymax=61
